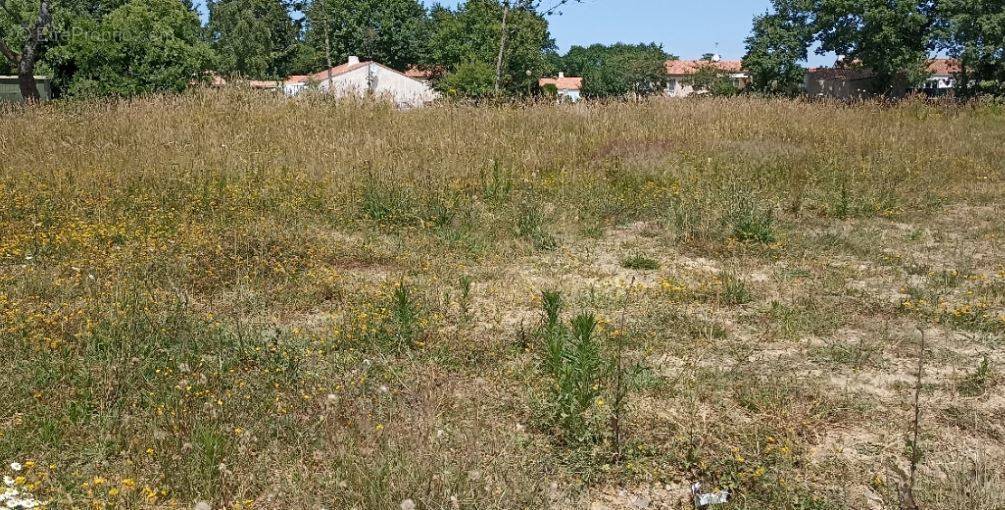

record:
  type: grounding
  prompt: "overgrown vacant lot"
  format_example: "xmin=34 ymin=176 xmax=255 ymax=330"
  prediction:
xmin=1 ymin=94 xmax=1004 ymax=510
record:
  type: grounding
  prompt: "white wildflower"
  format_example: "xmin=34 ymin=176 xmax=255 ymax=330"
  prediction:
xmin=8 ymin=463 xmax=21 ymax=472
xmin=1 ymin=484 xmax=45 ymax=509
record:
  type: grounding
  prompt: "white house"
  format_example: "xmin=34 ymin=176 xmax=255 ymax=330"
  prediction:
xmin=253 ymin=57 xmax=439 ymax=108
xmin=539 ymin=73 xmax=583 ymax=102
xmin=665 ymin=56 xmax=749 ymax=97
xmin=922 ymin=59 xmax=960 ymax=95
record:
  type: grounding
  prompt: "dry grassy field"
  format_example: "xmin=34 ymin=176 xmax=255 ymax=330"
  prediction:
xmin=1 ymin=93 xmax=1004 ymax=510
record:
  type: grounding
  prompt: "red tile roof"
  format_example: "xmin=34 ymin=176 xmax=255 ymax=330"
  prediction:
xmin=665 ymin=59 xmax=744 ymax=75
xmin=405 ymin=67 xmax=443 ymax=80
xmin=539 ymin=76 xmax=583 ymax=90
xmin=927 ymin=59 xmax=960 ymax=76
xmin=248 ymin=80 xmax=280 ymax=89
xmin=808 ymin=59 xmax=960 ymax=80
xmin=308 ymin=62 xmax=371 ymax=83
xmin=250 ymin=75 xmax=311 ymax=89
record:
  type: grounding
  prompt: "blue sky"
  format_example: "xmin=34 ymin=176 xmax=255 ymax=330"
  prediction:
xmin=430 ymin=0 xmax=788 ymax=62
xmin=195 ymin=0 xmax=834 ymax=66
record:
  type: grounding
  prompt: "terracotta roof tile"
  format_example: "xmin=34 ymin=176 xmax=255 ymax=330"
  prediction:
xmin=808 ymin=59 xmax=960 ymax=81
xmin=249 ymin=80 xmax=280 ymax=89
xmin=308 ymin=62 xmax=370 ymax=83
xmin=405 ymin=67 xmax=443 ymax=80
xmin=927 ymin=59 xmax=960 ymax=76
xmin=665 ymin=60 xmax=744 ymax=75
xmin=539 ymin=76 xmax=583 ymax=90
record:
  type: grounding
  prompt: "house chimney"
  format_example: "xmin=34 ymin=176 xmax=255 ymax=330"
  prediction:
xmin=558 ymin=72 xmax=565 ymax=79
xmin=347 ymin=56 xmax=360 ymax=65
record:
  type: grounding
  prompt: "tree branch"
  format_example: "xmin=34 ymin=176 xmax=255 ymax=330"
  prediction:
xmin=0 ymin=39 xmax=18 ymax=65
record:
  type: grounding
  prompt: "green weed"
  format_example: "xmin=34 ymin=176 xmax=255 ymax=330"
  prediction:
xmin=533 ymin=291 xmax=606 ymax=445
xmin=958 ymin=356 xmax=998 ymax=397
xmin=622 ymin=253 xmax=660 ymax=271
xmin=517 ymin=202 xmax=558 ymax=250
xmin=718 ymin=272 xmax=753 ymax=305
xmin=730 ymin=194 xmax=776 ymax=244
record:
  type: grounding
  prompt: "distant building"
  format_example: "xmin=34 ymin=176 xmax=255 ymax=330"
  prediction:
xmin=539 ymin=72 xmax=583 ymax=102
xmin=921 ymin=59 xmax=960 ymax=95
xmin=805 ymin=58 xmax=961 ymax=99
xmin=665 ymin=57 xmax=749 ymax=97
xmin=804 ymin=66 xmax=879 ymax=99
xmin=251 ymin=57 xmax=439 ymax=108
xmin=0 ymin=76 xmax=51 ymax=103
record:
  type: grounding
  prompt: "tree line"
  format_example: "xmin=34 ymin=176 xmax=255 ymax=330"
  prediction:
xmin=10 ymin=0 xmax=997 ymax=102
xmin=1 ymin=0 xmax=679 ymax=101
xmin=744 ymin=0 xmax=1005 ymax=97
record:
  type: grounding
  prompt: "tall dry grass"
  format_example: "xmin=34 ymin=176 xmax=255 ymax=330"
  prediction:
xmin=1 ymin=90 xmax=1003 ymax=509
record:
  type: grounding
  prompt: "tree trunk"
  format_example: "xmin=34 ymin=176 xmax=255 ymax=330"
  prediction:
xmin=494 ymin=1 xmax=510 ymax=95
xmin=18 ymin=50 xmax=40 ymax=104
xmin=3 ymin=0 xmax=52 ymax=104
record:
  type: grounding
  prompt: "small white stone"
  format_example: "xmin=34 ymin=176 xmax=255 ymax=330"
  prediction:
xmin=194 ymin=502 xmax=212 ymax=510
xmin=400 ymin=499 xmax=416 ymax=510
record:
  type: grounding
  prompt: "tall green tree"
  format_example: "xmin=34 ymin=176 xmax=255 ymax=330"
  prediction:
xmin=0 ymin=0 xmax=52 ymax=101
xmin=813 ymin=0 xmax=938 ymax=92
xmin=435 ymin=59 xmax=495 ymax=98
xmin=743 ymin=0 xmax=814 ymax=95
xmin=561 ymin=43 xmax=669 ymax=98
xmin=207 ymin=0 xmax=300 ymax=79
xmin=427 ymin=0 xmax=555 ymax=95
xmin=938 ymin=0 xmax=1005 ymax=95
xmin=744 ymin=0 xmax=940 ymax=96
xmin=488 ymin=1 xmax=579 ymax=93
xmin=303 ymin=0 xmax=427 ymax=71
xmin=52 ymin=0 xmax=215 ymax=97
